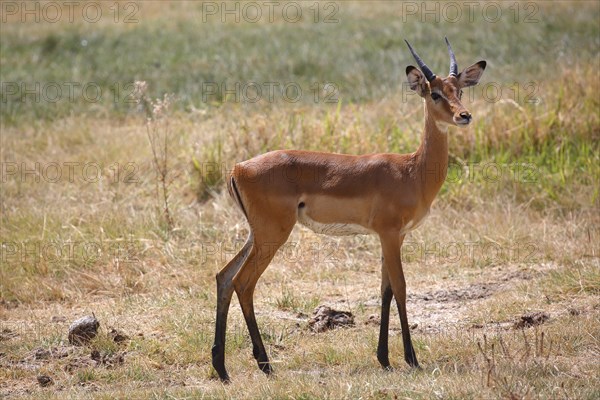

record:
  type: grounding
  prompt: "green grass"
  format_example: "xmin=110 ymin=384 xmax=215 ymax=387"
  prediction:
xmin=1 ymin=2 xmax=598 ymax=123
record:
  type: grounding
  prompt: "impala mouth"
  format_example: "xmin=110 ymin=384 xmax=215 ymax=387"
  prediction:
xmin=455 ymin=116 xmax=472 ymax=126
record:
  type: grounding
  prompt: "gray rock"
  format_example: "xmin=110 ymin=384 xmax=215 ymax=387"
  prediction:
xmin=308 ymin=305 xmax=354 ymax=333
xmin=68 ymin=315 xmax=100 ymax=345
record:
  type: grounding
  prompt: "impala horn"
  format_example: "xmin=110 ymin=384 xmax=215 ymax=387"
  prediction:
xmin=445 ymin=37 xmax=458 ymax=76
xmin=404 ymin=40 xmax=436 ymax=82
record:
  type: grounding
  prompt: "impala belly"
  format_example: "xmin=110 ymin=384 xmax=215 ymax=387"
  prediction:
xmin=297 ymin=213 xmax=373 ymax=236
xmin=400 ymin=210 xmax=430 ymax=234
xmin=296 ymin=196 xmax=375 ymax=236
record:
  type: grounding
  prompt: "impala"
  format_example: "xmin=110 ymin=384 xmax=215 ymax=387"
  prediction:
xmin=211 ymin=38 xmax=486 ymax=382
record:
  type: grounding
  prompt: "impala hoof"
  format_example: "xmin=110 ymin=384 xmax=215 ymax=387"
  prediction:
xmin=258 ymin=360 xmax=273 ymax=375
xmin=409 ymin=362 xmax=422 ymax=370
xmin=377 ymin=356 xmax=391 ymax=370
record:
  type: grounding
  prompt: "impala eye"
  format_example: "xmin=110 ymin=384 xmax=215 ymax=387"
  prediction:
xmin=431 ymin=92 xmax=441 ymax=101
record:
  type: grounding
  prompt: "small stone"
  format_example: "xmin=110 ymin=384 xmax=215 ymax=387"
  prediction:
xmin=33 ymin=348 xmax=51 ymax=360
xmin=308 ymin=305 xmax=354 ymax=333
xmin=108 ymin=328 xmax=129 ymax=343
xmin=90 ymin=349 xmax=101 ymax=362
xmin=68 ymin=315 xmax=100 ymax=345
xmin=37 ymin=375 xmax=53 ymax=387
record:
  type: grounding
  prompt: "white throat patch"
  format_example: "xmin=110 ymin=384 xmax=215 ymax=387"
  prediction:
xmin=435 ymin=121 xmax=449 ymax=133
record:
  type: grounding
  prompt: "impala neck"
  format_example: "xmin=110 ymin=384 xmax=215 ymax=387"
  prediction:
xmin=415 ymin=102 xmax=449 ymax=202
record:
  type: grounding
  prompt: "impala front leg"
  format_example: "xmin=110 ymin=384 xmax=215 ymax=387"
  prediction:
xmin=380 ymin=232 xmax=419 ymax=368
xmin=377 ymin=259 xmax=394 ymax=370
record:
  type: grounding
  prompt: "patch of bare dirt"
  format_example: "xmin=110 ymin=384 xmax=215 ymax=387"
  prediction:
xmin=410 ymin=269 xmax=535 ymax=304
xmin=405 ymin=267 xmax=541 ymax=333
xmin=411 ymin=282 xmax=496 ymax=302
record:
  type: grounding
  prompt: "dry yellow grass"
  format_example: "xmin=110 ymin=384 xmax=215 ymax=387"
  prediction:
xmin=2 ymin=97 xmax=598 ymax=398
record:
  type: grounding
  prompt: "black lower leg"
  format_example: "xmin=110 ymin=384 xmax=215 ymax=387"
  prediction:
xmin=254 ymin=346 xmax=272 ymax=374
xmin=377 ymin=285 xmax=393 ymax=369
xmin=212 ymin=308 xmax=231 ymax=382
xmin=396 ymin=302 xmax=419 ymax=368
xmin=212 ymin=276 xmax=237 ymax=382
xmin=211 ymin=243 xmax=253 ymax=383
xmin=402 ymin=335 xmax=418 ymax=367
xmin=243 ymin=310 xmax=272 ymax=374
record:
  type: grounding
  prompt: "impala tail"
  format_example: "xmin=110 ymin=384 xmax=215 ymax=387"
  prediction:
xmin=227 ymin=173 xmax=248 ymax=220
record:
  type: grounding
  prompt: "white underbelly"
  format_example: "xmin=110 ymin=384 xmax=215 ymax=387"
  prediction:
xmin=400 ymin=210 xmax=429 ymax=234
xmin=297 ymin=213 xmax=373 ymax=236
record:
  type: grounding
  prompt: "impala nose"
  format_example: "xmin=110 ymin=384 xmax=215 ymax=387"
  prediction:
xmin=456 ymin=111 xmax=471 ymax=126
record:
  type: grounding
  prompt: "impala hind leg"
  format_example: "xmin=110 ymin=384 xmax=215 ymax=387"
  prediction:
xmin=212 ymin=236 xmax=253 ymax=382
xmin=233 ymin=230 xmax=292 ymax=376
xmin=380 ymin=233 xmax=419 ymax=368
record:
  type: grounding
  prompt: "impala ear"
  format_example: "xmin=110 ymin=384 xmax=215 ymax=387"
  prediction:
xmin=457 ymin=61 xmax=486 ymax=88
xmin=406 ymin=66 xmax=428 ymax=97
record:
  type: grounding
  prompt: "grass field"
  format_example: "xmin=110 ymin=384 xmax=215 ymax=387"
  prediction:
xmin=1 ymin=1 xmax=599 ymax=399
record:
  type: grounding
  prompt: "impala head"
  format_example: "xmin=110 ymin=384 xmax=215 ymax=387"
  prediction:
xmin=405 ymin=38 xmax=486 ymax=128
